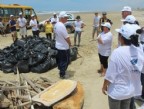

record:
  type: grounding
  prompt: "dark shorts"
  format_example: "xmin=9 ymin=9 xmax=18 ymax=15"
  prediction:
xmin=98 ymin=53 xmax=109 ymax=69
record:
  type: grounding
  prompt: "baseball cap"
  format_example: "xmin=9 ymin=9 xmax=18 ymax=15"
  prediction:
xmin=121 ymin=15 xmax=136 ymax=24
xmin=101 ymin=22 xmax=111 ymax=29
xmin=115 ymin=24 xmax=136 ymax=40
xmin=121 ymin=6 xmax=132 ymax=12
xmin=19 ymin=12 xmax=22 ymax=15
xmin=58 ymin=11 xmax=68 ymax=18
xmin=10 ymin=15 xmax=14 ymax=17
xmin=50 ymin=18 xmax=56 ymax=23
xmin=53 ymin=12 xmax=56 ymax=15
xmin=31 ymin=14 xmax=35 ymax=17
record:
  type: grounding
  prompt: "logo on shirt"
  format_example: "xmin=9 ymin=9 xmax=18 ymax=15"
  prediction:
xmin=130 ymin=59 xmax=138 ymax=65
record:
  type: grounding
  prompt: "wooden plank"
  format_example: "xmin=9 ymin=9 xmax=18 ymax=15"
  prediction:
xmin=21 ymin=74 xmax=41 ymax=93
xmin=1 ymin=86 xmax=27 ymax=90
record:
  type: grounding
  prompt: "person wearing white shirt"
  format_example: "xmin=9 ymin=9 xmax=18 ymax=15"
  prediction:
xmin=102 ymin=24 xmax=144 ymax=109
xmin=54 ymin=11 xmax=71 ymax=79
xmin=97 ymin=22 xmax=112 ymax=76
xmin=17 ymin=13 xmax=27 ymax=38
xmin=92 ymin=12 xmax=100 ymax=40
xmin=30 ymin=15 xmax=39 ymax=37
xmin=74 ymin=15 xmax=85 ymax=47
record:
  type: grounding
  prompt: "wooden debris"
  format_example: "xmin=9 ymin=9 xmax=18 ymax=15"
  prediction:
xmin=0 ymin=73 xmax=53 ymax=109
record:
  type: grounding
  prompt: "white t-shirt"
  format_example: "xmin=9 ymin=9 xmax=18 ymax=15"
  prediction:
xmin=30 ymin=19 xmax=39 ymax=31
xmin=93 ymin=16 xmax=100 ymax=27
xmin=105 ymin=45 xmax=144 ymax=100
xmin=17 ymin=17 xmax=27 ymax=27
xmin=74 ymin=20 xmax=84 ymax=31
xmin=54 ymin=22 xmax=69 ymax=50
xmin=98 ymin=31 xmax=113 ymax=56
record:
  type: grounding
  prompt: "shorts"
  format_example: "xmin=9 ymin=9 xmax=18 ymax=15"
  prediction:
xmin=11 ymin=31 xmax=17 ymax=37
xmin=19 ymin=27 xmax=27 ymax=36
xmin=98 ymin=53 xmax=109 ymax=69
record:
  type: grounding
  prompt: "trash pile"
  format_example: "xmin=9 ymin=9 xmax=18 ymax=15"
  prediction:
xmin=0 ymin=36 xmax=78 ymax=73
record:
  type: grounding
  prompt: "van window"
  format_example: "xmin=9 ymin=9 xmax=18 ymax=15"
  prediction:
xmin=4 ymin=8 xmax=16 ymax=17
xmin=0 ymin=8 xmax=4 ymax=16
xmin=15 ymin=8 xmax=22 ymax=16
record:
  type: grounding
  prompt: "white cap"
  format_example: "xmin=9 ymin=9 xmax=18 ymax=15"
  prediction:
xmin=121 ymin=15 xmax=136 ymax=24
xmin=53 ymin=12 xmax=56 ymax=15
xmin=51 ymin=18 xmax=56 ymax=23
xmin=115 ymin=24 xmax=136 ymax=40
xmin=10 ymin=15 xmax=14 ymax=17
xmin=19 ymin=12 xmax=22 ymax=15
xmin=101 ymin=22 xmax=111 ymax=29
xmin=58 ymin=11 xmax=68 ymax=18
xmin=31 ymin=14 xmax=35 ymax=17
xmin=121 ymin=6 xmax=132 ymax=12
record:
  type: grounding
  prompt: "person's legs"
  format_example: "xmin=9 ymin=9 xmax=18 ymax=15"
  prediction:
xmin=74 ymin=31 xmax=78 ymax=46
xmin=130 ymin=97 xmax=136 ymax=109
xmin=96 ymin=27 xmax=99 ymax=37
xmin=36 ymin=30 xmax=39 ymax=37
xmin=46 ymin=33 xmax=48 ymax=39
xmin=108 ymin=96 xmax=120 ymax=109
xmin=141 ymin=73 xmax=144 ymax=99
xmin=121 ymin=98 xmax=131 ymax=109
xmin=92 ymin=27 xmax=96 ymax=40
xmin=101 ymin=55 xmax=109 ymax=76
xmin=78 ymin=31 xmax=81 ymax=47
xmin=56 ymin=49 xmax=70 ymax=78
xmin=20 ymin=28 xmax=24 ymax=39
xmin=98 ymin=54 xmax=103 ymax=73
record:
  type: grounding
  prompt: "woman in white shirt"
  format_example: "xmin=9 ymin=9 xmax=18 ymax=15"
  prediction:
xmin=97 ymin=22 xmax=113 ymax=76
xmin=74 ymin=15 xmax=85 ymax=47
xmin=102 ymin=24 xmax=144 ymax=109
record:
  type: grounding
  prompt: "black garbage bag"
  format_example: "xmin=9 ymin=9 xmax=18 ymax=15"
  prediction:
xmin=15 ymin=49 xmax=24 ymax=60
xmin=31 ymin=57 xmax=51 ymax=73
xmin=70 ymin=47 xmax=78 ymax=61
xmin=50 ymin=58 xmax=57 ymax=68
xmin=0 ymin=60 xmax=3 ymax=70
xmin=2 ymin=60 xmax=14 ymax=73
xmin=3 ymin=46 xmax=11 ymax=54
xmin=29 ymin=52 xmax=46 ymax=66
xmin=48 ymin=48 xmax=58 ymax=58
xmin=33 ymin=43 xmax=48 ymax=54
xmin=6 ymin=54 xmax=17 ymax=64
xmin=14 ymin=39 xmax=26 ymax=49
xmin=16 ymin=60 xmax=30 ymax=73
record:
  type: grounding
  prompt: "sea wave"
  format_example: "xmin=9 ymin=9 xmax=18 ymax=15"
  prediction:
xmin=36 ymin=10 xmax=88 ymax=15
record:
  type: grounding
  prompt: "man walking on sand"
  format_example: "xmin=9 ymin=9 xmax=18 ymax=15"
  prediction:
xmin=92 ymin=12 xmax=101 ymax=40
xmin=54 ymin=11 xmax=71 ymax=79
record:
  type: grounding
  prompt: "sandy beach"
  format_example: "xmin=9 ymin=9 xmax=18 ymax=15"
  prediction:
xmin=0 ymin=11 xmax=144 ymax=109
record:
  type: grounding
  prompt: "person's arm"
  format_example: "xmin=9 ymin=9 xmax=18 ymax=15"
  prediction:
xmin=97 ymin=37 xmax=103 ymax=44
xmin=102 ymin=79 xmax=110 ymax=95
xmin=65 ymin=37 xmax=71 ymax=47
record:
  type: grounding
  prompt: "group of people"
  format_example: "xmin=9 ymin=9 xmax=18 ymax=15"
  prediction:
xmin=1 ymin=7 xmax=144 ymax=109
xmin=98 ymin=6 xmax=144 ymax=109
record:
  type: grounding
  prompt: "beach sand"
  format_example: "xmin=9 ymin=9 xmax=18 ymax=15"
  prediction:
xmin=0 ymin=11 xmax=144 ymax=109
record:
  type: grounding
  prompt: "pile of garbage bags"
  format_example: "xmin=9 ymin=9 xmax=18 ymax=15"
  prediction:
xmin=0 ymin=36 xmax=78 ymax=73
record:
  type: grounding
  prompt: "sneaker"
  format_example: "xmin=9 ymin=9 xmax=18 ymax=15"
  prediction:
xmin=60 ymin=74 xmax=70 ymax=79
xmin=135 ymin=96 xmax=144 ymax=102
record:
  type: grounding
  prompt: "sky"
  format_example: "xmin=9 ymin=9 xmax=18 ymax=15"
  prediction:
xmin=1 ymin=0 xmax=144 ymax=12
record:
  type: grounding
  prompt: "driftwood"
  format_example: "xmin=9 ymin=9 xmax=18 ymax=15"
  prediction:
xmin=0 ymin=73 xmax=53 ymax=109
xmin=21 ymin=74 xmax=41 ymax=93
